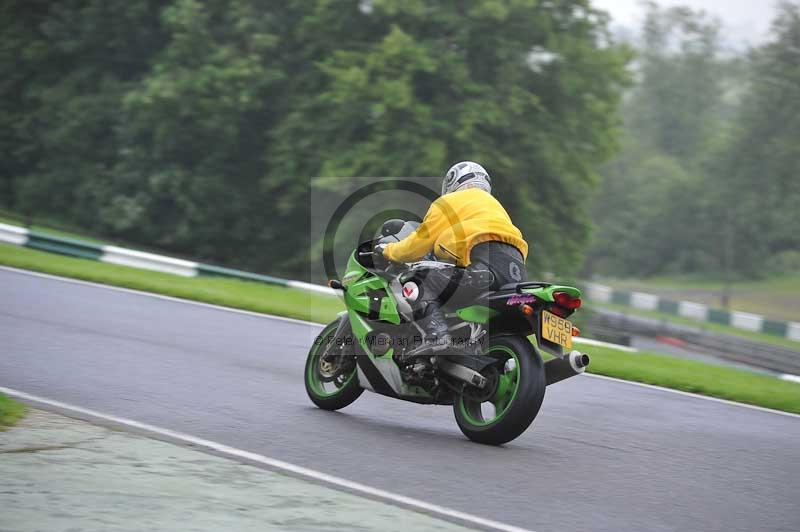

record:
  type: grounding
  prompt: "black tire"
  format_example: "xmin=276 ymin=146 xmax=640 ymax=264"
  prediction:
xmin=304 ymin=319 xmax=364 ymax=411
xmin=453 ymin=334 xmax=546 ymax=445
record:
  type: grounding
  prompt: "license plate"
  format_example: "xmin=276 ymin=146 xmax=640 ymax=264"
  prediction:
xmin=541 ymin=310 xmax=573 ymax=349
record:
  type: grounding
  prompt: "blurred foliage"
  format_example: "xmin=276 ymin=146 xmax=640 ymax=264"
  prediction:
xmin=712 ymin=1 xmax=800 ymax=278
xmin=589 ymin=1 xmax=800 ymax=280
xmin=0 ymin=0 xmax=630 ymax=278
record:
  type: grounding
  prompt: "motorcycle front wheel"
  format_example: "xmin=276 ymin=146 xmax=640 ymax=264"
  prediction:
xmin=453 ymin=334 xmax=546 ymax=445
xmin=304 ymin=319 xmax=363 ymax=410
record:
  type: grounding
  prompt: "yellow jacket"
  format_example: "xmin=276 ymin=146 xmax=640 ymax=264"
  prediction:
xmin=383 ymin=188 xmax=528 ymax=267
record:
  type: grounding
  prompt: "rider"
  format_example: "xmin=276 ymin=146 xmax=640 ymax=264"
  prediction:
xmin=375 ymin=161 xmax=529 ymax=347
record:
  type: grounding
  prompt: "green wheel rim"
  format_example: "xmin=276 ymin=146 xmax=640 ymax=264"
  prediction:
xmin=457 ymin=345 xmax=521 ymax=427
xmin=306 ymin=329 xmax=357 ymax=398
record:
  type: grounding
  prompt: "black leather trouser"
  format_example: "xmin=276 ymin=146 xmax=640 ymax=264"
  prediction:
xmin=410 ymin=242 xmax=527 ymax=313
xmin=469 ymin=241 xmax=528 ymax=289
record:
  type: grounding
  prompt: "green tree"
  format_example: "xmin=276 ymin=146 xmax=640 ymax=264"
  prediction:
xmin=108 ymin=0 xmax=285 ymax=263
xmin=587 ymin=3 xmax=734 ymax=278
xmin=627 ymin=2 xmax=725 ymax=162
xmin=711 ymin=1 xmax=800 ymax=278
xmin=272 ymin=0 xmax=632 ymax=276
xmin=2 ymin=1 xmax=166 ymax=223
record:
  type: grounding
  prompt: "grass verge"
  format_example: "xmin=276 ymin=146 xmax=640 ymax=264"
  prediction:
xmin=585 ymin=346 xmax=800 ymax=414
xmin=2 ymin=243 xmax=798 ymax=415
xmin=0 ymin=394 xmax=28 ymax=429
xmin=590 ymin=301 xmax=800 ymax=352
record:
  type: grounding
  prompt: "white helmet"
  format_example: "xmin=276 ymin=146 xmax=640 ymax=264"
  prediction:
xmin=442 ymin=161 xmax=492 ymax=195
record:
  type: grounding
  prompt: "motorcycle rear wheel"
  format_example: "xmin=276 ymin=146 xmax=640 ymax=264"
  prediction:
xmin=453 ymin=334 xmax=546 ymax=445
xmin=304 ymin=319 xmax=363 ymax=410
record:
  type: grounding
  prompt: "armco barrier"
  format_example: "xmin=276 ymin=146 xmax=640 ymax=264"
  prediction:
xmin=630 ymin=291 xmax=658 ymax=311
xmin=789 ymin=323 xmax=800 ymax=342
xmin=678 ymin=301 xmax=708 ymax=321
xmin=196 ymin=263 xmax=289 ymax=286
xmin=26 ymin=233 xmax=103 ymax=261
xmin=0 ymin=222 xmax=334 ymax=294
xmin=101 ymin=246 xmax=198 ymax=277
xmin=588 ymin=308 xmax=800 ymax=375
xmin=0 ymin=224 xmax=28 ymax=245
xmin=730 ymin=311 xmax=763 ymax=332
xmin=586 ymin=283 xmax=612 ymax=303
xmin=584 ymin=282 xmax=799 ymax=343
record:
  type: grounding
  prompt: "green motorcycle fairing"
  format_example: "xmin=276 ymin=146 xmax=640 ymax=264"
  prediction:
xmin=342 ymin=252 xmax=431 ymax=399
xmin=342 ymin=252 xmax=401 ymax=324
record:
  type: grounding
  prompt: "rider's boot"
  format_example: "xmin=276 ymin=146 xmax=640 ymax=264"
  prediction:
xmin=418 ymin=302 xmax=451 ymax=351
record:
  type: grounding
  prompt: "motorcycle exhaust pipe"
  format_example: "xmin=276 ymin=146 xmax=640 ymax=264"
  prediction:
xmin=439 ymin=360 xmax=489 ymax=389
xmin=545 ymin=350 xmax=590 ymax=386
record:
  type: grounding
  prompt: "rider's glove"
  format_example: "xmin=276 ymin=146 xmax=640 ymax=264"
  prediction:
xmin=373 ymin=243 xmax=389 ymax=268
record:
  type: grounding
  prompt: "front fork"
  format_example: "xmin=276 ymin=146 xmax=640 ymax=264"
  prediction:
xmin=327 ymin=312 xmax=350 ymax=347
xmin=320 ymin=313 xmax=355 ymax=367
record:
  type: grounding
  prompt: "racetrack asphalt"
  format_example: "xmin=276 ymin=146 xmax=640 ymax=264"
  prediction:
xmin=2 ymin=267 xmax=799 ymax=532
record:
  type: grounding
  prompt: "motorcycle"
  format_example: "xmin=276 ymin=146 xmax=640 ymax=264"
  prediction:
xmin=304 ymin=220 xmax=590 ymax=445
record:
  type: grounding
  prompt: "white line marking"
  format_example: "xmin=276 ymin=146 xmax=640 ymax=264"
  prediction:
xmin=2 ymin=265 xmax=798 ymax=419
xmin=0 ymin=385 xmax=532 ymax=532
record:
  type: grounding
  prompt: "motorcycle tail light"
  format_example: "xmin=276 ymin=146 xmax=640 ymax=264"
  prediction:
xmin=554 ymin=291 xmax=582 ymax=310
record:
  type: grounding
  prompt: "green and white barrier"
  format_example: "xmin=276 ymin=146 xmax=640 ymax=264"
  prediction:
xmin=0 ymin=222 xmax=336 ymax=295
xmin=102 ymin=245 xmax=198 ymax=276
xmin=585 ymin=281 xmax=799 ymax=342
xmin=0 ymin=224 xmax=27 ymax=245
xmin=678 ymin=301 xmax=708 ymax=321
